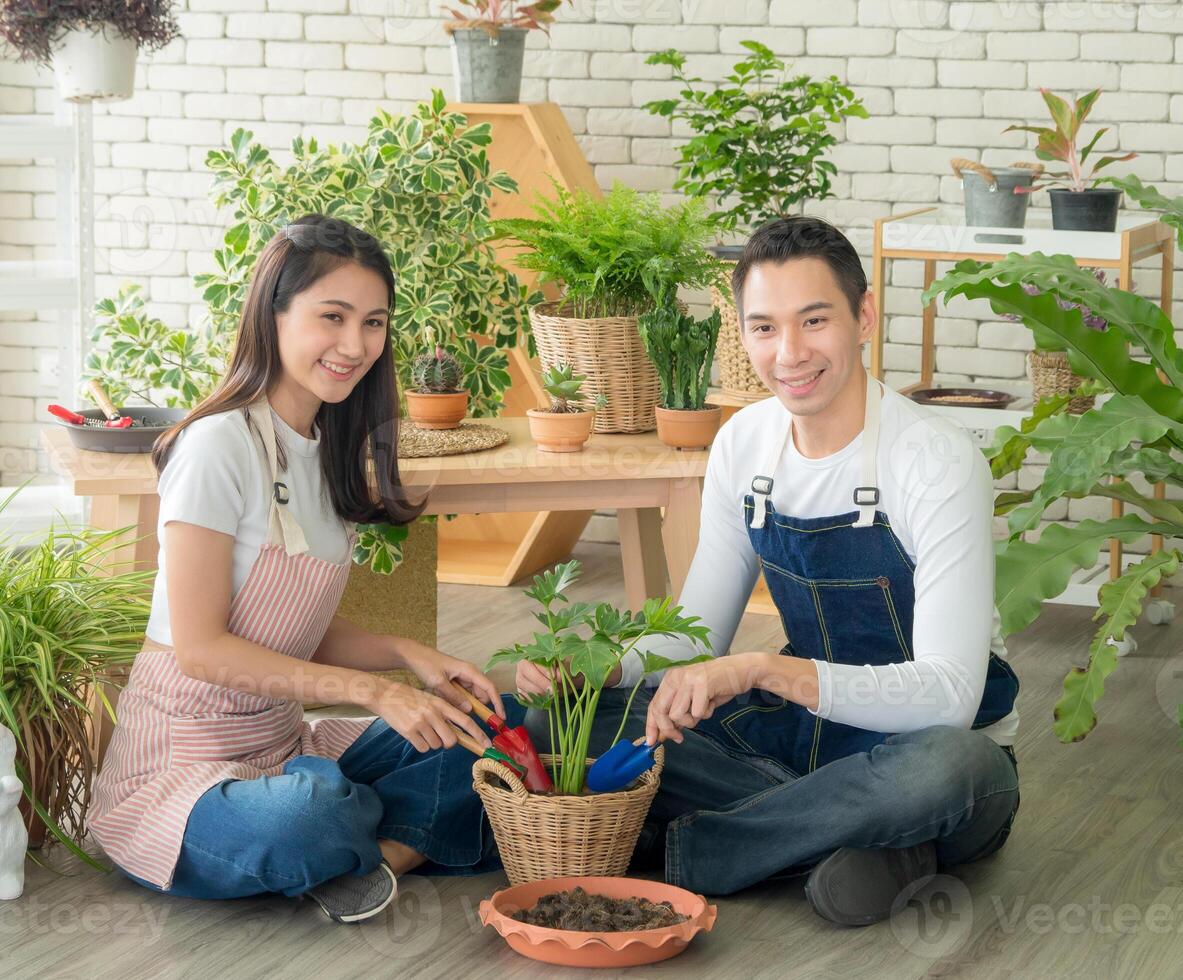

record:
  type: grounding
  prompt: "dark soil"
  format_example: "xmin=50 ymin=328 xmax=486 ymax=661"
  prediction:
xmin=510 ymin=887 xmax=689 ymax=932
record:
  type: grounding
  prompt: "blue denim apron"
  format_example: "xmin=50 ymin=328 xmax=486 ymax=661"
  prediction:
xmin=693 ymin=377 xmax=1019 ymax=778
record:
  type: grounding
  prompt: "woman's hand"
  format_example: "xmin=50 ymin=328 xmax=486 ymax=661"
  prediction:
xmin=515 ymin=660 xmax=624 ymax=699
xmin=398 ymin=640 xmax=506 ymax=720
xmin=369 ymin=679 xmax=491 ymax=754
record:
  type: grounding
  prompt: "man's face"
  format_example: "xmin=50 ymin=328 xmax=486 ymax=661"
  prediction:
xmin=739 ymin=257 xmax=876 ymax=417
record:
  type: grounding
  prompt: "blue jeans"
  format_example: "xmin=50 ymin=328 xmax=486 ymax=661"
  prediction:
xmin=526 ymin=688 xmax=1020 ymax=896
xmin=121 ymin=696 xmax=527 ymax=899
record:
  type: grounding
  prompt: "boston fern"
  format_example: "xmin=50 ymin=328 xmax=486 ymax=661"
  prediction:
xmin=924 ymin=225 xmax=1183 ymax=744
xmin=487 ymin=561 xmax=711 ymax=794
xmin=492 ymin=181 xmax=723 ymax=319
xmin=643 ymin=41 xmax=867 ymax=237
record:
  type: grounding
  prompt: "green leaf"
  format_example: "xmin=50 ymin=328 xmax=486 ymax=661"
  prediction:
xmin=1053 ymin=549 xmax=1181 ymax=741
xmin=639 ymin=652 xmax=713 ymax=674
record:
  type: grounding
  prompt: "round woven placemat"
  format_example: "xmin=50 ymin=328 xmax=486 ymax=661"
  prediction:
xmin=398 ymin=420 xmax=509 ymax=458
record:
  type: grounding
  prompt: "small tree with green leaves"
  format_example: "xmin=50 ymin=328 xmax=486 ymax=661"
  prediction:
xmin=643 ymin=41 xmax=867 ymax=238
xmin=487 ymin=561 xmax=712 ymax=794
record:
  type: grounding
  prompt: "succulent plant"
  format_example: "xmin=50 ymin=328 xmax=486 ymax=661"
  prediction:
xmin=411 ymin=345 xmax=464 ymax=394
xmin=637 ymin=305 xmax=722 ymax=411
xmin=539 ymin=363 xmax=603 ymax=414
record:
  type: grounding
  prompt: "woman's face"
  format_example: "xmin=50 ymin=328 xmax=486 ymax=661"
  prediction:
xmin=274 ymin=260 xmax=390 ymax=405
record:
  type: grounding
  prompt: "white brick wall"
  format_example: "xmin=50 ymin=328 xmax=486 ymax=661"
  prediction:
xmin=2 ymin=0 xmax=1183 ymax=498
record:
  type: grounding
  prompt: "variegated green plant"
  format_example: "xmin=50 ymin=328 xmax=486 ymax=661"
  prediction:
xmin=87 ymin=90 xmax=540 ymax=574
xmin=924 ymin=203 xmax=1183 ymax=744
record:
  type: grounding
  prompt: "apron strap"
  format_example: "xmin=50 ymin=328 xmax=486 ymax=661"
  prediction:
xmin=747 ymin=372 xmax=883 ymax=531
xmin=852 ymin=376 xmax=882 ymax=529
xmin=246 ymin=398 xmax=310 ymax=556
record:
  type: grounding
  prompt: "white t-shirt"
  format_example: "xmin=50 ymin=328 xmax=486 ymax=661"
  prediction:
xmin=145 ymin=407 xmax=353 ymax=647
xmin=617 ymin=385 xmax=1019 ymax=747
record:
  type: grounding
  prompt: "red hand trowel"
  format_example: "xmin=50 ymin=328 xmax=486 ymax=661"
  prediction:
xmin=447 ymin=680 xmax=553 ymax=793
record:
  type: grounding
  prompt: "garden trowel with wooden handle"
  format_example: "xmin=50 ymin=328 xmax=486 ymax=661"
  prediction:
xmin=446 ymin=680 xmax=553 ymax=793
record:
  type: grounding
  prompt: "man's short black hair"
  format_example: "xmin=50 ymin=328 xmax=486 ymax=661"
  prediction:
xmin=730 ymin=216 xmax=868 ymax=323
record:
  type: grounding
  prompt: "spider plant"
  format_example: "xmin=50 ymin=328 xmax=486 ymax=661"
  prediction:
xmin=0 ymin=486 xmax=154 ymax=869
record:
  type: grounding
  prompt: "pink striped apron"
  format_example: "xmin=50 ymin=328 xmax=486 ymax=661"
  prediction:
xmin=90 ymin=399 xmax=374 ymax=889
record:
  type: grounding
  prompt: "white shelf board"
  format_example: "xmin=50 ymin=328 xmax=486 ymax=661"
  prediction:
xmin=0 ymin=114 xmax=75 ymax=160
xmin=0 ymin=260 xmax=79 ymax=310
xmin=919 ymin=400 xmax=1032 ymax=432
xmin=882 ymin=210 xmax=1154 ymax=262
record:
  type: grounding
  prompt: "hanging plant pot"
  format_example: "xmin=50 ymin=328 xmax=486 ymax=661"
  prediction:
xmin=527 ymin=408 xmax=594 ymax=453
xmin=1049 ymin=188 xmax=1121 ymax=233
xmin=51 ymin=26 xmax=138 ymax=103
xmin=449 ymin=27 xmax=527 ymax=103
xmin=406 ymin=391 xmax=468 ymax=430
xmin=654 ymin=406 xmax=722 ymax=452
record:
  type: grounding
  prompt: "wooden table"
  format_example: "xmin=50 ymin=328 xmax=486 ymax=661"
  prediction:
xmin=42 ymin=418 xmax=708 ymax=609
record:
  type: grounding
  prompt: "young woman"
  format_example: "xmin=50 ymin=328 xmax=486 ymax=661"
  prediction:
xmin=90 ymin=214 xmax=520 ymax=923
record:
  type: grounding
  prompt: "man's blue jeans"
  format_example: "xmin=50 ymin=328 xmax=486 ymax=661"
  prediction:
xmin=525 ymin=688 xmax=1020 ymax=895
xmin=120 ymin=697 xmax=528 ymax=899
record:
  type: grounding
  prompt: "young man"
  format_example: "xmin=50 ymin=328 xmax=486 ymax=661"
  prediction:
xmin=520 ymin=216 xmax=1021 ymax=926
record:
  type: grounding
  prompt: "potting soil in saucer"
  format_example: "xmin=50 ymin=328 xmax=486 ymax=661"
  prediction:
xmin=510 ymin=886 xmax=688 ymax=932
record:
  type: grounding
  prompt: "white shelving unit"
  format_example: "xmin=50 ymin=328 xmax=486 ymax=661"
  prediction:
xmin=0 ymin=103 xmax=94 ymax=533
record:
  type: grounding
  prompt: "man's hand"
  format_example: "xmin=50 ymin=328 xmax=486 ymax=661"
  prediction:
xmin=645 ymin=653 xmax=765 ymax=745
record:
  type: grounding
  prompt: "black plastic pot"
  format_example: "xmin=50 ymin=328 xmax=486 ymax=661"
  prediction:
xmin=1049 ymin=188 xmax=1121 ymax=233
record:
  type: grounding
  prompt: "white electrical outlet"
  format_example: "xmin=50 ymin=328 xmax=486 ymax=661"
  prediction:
xmin=965 ymin=427 xmax=992 ymax=446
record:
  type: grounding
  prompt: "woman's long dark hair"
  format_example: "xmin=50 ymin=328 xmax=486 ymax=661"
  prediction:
xmin=153 ymin=214 xmax=425 ymax=526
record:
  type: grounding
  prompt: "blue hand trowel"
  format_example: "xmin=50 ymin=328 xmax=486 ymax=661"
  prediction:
xmin=586 ymin=737 xmax=659 ymax=793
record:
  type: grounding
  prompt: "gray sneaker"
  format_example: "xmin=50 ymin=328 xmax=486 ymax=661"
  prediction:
xmin=804 ymin=842 xmax=937 ymax=927
xmin=304 ymin=862 xmax=397 ymax=924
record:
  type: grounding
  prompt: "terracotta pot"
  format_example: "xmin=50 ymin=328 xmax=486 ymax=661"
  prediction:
xmin=654 ymin=406 xmax=722 ymax=451
xmin=480 ymin=875 xmax=717 ymax=968
xmin=405 ymin=391 xmax=468 ymax=430
xmin=526 ymin=408 xmax=594 ymax=453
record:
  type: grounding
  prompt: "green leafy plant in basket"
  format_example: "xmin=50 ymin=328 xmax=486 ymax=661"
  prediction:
xmin=492 ymin=180 xmax=724 ymax=319
xmin=86 ymin=90 xmax=539 ymax=574
xmin=487 ymin=561 xmax=712 ymax=794
xmin=643 ymin=40 xmax=867 ymax=239
xmin=0 ymin=486 xmax=154 ymax=869
xmin=922 ymin=185 xmax=1183 ymax=744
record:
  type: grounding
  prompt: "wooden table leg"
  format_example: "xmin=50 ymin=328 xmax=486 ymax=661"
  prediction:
xmin=618 ymin=507 xmax=668 ymax=609
xmin=921 ymin=259 xmax=937 ymax=388
xmin=661 ymin=476 xmax=703 ymax=601
xmin=88 ymin=492 xmax=159 ymax=575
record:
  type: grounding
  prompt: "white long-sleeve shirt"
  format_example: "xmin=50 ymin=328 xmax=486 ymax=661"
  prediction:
xmin=617 ymin=386 xmax=1019 ymax=747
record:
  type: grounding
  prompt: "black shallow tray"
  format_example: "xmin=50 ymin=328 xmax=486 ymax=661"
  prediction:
xmin=54 ymin=407 xmax=188 ymax=454
xmin=907 ymin=387 xmax=1018 ymax=409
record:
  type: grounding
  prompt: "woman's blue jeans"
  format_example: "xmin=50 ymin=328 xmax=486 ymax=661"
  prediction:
xmin=120 ymin=696 xmax=527 ymax=899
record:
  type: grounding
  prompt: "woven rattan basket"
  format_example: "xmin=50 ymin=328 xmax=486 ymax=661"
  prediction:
xmin=1028 ymin=349 xmax=1095 ymax=414
xmin=529 ymin=301 xmax=659 ymax=434
xmin=473 ymin=748 xmax=664 ymax=886
xmin=711 ymin=282 xmax=766 ymax=399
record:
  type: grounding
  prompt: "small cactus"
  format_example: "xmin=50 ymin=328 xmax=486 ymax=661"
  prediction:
xmin=411 ymin=345 xmax=463 ymax=393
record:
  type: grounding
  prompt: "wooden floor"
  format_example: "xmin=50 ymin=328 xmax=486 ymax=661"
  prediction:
xmin=4 ymin=541 xmax=1183 ymax=980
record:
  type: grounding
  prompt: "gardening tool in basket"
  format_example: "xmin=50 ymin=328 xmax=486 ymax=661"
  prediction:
xmin=446 ymin=680 xmax=553 ymax=793
xmin=587 ymin=737 xmax=661 ymax=793
xmin=449 ymin=725 xmax=527 ymax=781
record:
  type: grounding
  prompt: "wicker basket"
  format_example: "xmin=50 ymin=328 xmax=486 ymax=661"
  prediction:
xmin=529 ymin=301 xmax=659 ymax=434
xmin=1027 ymin=349 xmax=1096 ymax=414
xmin=711 ymin=282 xmax=766 ymax=399
xmin=473 ymin=748 xmax=664 ymax=886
